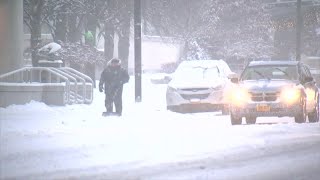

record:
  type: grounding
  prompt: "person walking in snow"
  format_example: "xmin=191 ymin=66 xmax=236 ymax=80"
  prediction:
xmin=84 ymin=30 xmax=94 ymax=47
xmin=99 ymin=58 xmax=130 ymax=116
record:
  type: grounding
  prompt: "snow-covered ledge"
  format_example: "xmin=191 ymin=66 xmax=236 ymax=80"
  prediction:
xmin=38 ymin=60 xmax=63 ymax=68
xmin=0 ymin=83 xmax=66 ymax=107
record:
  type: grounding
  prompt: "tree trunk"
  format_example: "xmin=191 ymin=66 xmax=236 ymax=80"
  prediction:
xmin=54 ymin=13 xmax=67 ymax=42
xmin=30 ymin=0 xmax=44 ymax=67
xmin=68 ymin=14 xmax=81 ymax=43
xmin=104 ymin=21 xmax=114 ymax=62
xmin=118 ymin=19 xmax=130 ymax=70
xmin=181 ymin=40 xmax=190 ymax=60
xmin=117 ymin=1 xmax=132 ymax=71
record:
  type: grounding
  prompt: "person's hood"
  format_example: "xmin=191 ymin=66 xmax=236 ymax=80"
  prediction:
xmin=107 ymin=59 xmax=122 ymax=67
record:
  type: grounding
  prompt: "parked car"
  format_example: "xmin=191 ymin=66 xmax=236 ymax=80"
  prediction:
xmin=166 ymin=60 xmax=235 ymax=113
xmin=229 ymin=61 xmax=319 ymax=125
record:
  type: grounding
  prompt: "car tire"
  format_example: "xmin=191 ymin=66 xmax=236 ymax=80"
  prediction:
xmin=294 ymin=100 xmax=307 ymax=123
xmin=308 ymin=97 xmax=319 ymax=123
xmin=246 ymin=117 xmax=257 ymax=124
xmin=221 ymin=105 xmax=230 ymax=115
xmin=167 ymin=106 xmax=176 ymax=112
xmin=231 ymin=114 xmax=242 ymax=125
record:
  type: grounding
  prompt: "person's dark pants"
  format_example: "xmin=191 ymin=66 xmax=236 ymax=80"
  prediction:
xmin=105 ymin=87 xmax=123 ymax=115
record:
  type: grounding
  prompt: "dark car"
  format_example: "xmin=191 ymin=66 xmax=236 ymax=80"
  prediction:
xmin=229 ymin=61 xmax=319 ymax=125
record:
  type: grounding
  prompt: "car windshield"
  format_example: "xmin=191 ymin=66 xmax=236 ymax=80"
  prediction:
xmin=241 ymin=65 xmax=298 ymax=81
xmin=173 ymin=66 xmax=220 ymax=81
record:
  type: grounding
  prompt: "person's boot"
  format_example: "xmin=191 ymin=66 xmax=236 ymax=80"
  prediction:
xmin=115 ymin=110 xmax=122 ymax=116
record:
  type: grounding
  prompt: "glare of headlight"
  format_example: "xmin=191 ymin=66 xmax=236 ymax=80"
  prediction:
xmin=230 ymin=88 xmax=250 ymax=106
xmin=305 ymin=88 xmax=315 ymax=101
xmin=280 ymin=88 xmax=300 ymax=104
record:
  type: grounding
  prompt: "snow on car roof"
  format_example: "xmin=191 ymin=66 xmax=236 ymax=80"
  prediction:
xmin=179 ymin=59 xmax=222 ymax=66
xmin=178 ymin=60 xmax=232 ymax=73
xmin=248 ymin=60 xmax=299 ymax=67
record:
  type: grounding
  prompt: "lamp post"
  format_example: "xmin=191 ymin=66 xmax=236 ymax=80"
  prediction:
xmin=134 ymin=0 xmax=142 ymax=102
xmin=296 ymin=0 xmax=302 ymax=61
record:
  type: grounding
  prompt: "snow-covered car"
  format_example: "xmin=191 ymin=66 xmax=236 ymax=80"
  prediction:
xmin=166 ymin=60 xmax=235 ymax=113
xmin=229 ymin=61 xmax=319 ymax=125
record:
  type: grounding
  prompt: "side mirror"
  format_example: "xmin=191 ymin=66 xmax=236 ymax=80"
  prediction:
xmin=227 ymin=72 xmax=238 ymax=79
xmin=230 ymin=77 xmax=239 ymax=84
xmin=304 ymin=76 xmax=314 ymax=83
xmin=164 ymin=75 xmax=172 ymax=83
xmin=150 ymin=74 xmax=172 ymax=84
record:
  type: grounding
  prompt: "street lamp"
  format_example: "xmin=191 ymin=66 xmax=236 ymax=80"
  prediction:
xmin=134 ymin=0 xmax=142 ymax=102
xmin=296 ymin=0 xmax=302 ymax=61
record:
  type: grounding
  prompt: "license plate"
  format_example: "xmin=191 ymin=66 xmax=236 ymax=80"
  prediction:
xmin=190 ymin=99 xmax=200 ymax=104
xmin=256 ymin=104 xmax=270 ymax=112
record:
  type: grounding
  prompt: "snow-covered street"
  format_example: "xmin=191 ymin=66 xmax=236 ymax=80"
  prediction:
xmin=1 ymin=75 xmax=320 ymax=180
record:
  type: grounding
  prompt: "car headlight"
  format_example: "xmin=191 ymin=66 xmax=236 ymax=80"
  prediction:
xmin=230 ymin=88 xmax=251 ymax=106
xmin=280 ymin=87 xmax=301 ymax=104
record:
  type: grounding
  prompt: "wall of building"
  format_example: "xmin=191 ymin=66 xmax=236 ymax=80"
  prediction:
xmin=0 ymin=0 xmax=23 ymax=75
xmin=96 ymin=34 xmax=183 ymax=75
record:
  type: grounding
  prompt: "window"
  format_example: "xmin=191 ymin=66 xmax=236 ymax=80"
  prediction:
xmin=241 ymin=65 xmax=298 ymax=81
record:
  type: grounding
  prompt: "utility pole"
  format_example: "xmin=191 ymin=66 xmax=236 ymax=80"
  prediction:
xmin=296 ymin=0 xmax=302 ymax=61
xmin=134 ymin=0 xmax=142 ymax=102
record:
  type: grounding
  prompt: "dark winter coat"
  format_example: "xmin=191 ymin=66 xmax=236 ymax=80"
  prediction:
xmin=99 ymin=65 xmax=130 ymax=93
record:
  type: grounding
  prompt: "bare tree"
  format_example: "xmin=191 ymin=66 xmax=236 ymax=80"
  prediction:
xmin=96 ymin=0 xmax=132 ymax=70
xmin=116 ymin=0 xmax=133 ymax=70
xmin=24 ymin=0 xmax=44 ymax=66
xmin=144 ymin=0 xmax=274 ymax=61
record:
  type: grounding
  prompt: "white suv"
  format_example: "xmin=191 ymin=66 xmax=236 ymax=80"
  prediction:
xmin=166 ymin=60 xmax=235 ymax=113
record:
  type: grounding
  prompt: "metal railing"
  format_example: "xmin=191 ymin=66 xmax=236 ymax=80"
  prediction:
xmin=0 ymin=66 xmax=93 ymax=105
xmin=265 ymin=0 xmax=320 ymax=8
xmin=59 ymin=67 xmax=94 ymax=104
xmin=50 ymin=68 xmax=78 ymax=104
